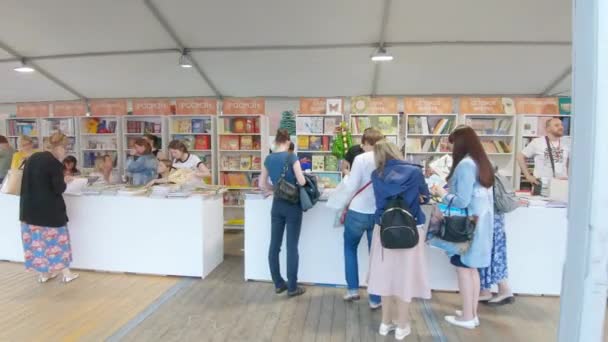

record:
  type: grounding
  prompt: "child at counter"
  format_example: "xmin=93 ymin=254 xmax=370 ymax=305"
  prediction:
xmin=146 ymin=159 xmax=175 ymax=187
xmin=63 ymin=156 xmax=80 ymax=176
xmin=89 ymin=155 xmax=119 ymax=185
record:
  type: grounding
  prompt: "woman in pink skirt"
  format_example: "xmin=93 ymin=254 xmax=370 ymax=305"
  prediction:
xmin=19 ymin=132 xmax=79 ymax=284
xmin=367 ymin=141 xmax=431 ymax=340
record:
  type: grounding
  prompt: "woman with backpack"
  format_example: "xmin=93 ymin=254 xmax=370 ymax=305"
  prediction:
xmin=367 ymin=140 xmax=431 ymax=340
xmin=430 ymin=126 xmax=494 ymax=329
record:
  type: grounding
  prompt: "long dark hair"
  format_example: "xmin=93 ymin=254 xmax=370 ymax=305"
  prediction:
xmin=447 ymin=126 xmax=494 ymax=188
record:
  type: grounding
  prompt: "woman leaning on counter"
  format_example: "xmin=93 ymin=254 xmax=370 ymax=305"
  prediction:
xmin=19 ymin=132 xmax=79 ymax=284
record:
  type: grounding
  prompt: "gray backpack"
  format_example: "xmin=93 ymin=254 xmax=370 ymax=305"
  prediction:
xmin=493 ymin=167 xmax=519 ymax=214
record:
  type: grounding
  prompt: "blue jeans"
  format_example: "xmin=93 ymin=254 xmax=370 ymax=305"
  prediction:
xmin=344 ymin=210 xmax=381 ymax=304
xmin=269 ymin=198 xmax=303 ymax=292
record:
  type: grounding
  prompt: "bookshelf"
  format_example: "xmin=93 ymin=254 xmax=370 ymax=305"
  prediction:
xmin=516 ymin=114 xmax=572 ymax=190
xmin=5 ymin=117 xmax=41 ymax=150
xmin=121 ymin=116 xmax=166 ymax=173
xmin=41 ymin=117 xmax=78 ymax=158
xmin=168 ymin=115 xmax=216 ymax=184
xmin=295 ymin=114 xmax=343 ymax=189
xmin=217 ymin=114 xmax=269 ymax=229
xmin=404 ymin=113 xmax=457 ymax=164
xmin=464 ymin=114 xmax=517 ymax=183
xmin=350 ymin=113 xmax=401 ymax=146
xmin=78 ymin=116 xmax=121 ymax=175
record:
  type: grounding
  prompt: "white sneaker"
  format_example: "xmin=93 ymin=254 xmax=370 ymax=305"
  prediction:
xmin=343 ymin=292 xmax=360 ymax=301
xmin=379 ymin=322 xmax=396 ymax=336
xmin=455 ymin=310 xmax=480 ymax=326
xmin=395 ymin=325 xmax=411 ymax=340
xmin=445 ymin=315 xmax=477 ymax=330
xmin=369 ymin=301 xmax=382 ymax=310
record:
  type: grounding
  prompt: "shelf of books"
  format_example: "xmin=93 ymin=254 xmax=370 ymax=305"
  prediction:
xmin=5 ymin=117 xmax=41 ymax=150
xmin=516 ymin=114 xmax=572 ymax=190
xmin=464 ymin=114 xmax=516 ymax=182
xmin=295 ymin=114 xmax=342 ymax=189
xmin=41 ymin=117 xmax=78 ymax=158
xmin=217 ymin=114 xmax=269 ymax=229
xmin=79 ymin=116 xmax=120 ymax=175
xmin=122 ymin=116 xmax=166 ymax=173
xmin=404 ymin=114 xmax=457 ymax=164
xmin=168 ymin=115 xmax=215 ymax=184
xmin=350 ymin=114 xmax=400 ymax=146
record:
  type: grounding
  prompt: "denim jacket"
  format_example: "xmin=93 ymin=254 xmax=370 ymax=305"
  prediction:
xmin=126 ymin=154 xmax=158 ymax=186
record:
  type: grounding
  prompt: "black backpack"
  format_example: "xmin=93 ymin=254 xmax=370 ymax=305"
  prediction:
xmin=380 ymin=196 xmax=419 ymax=249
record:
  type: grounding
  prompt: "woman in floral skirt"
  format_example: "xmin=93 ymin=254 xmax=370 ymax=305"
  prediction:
xmin=478 ymin=213 xmax=515 ymax=305
xmin=20 ymin=132 xmax=79 ymax=283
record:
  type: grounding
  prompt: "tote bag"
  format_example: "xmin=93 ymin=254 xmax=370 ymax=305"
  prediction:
xmin=0 ymin=169 xmax=23 ymax=195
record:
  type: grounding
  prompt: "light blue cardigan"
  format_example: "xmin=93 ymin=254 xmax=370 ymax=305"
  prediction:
xmin=439 ymin=157 xmax=494 ymax=268
xmin=126 ymin=154 xmax=158 ymax=186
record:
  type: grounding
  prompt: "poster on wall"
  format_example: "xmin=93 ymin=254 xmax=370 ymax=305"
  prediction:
xmin=222 ymin=98 xmax=265 ymax=115
xmin=350 ymin=96 xmax=398 ymax=114
xmin=404 ymin=97 xmax=453 ymax=114
xmin=132 ymin=99 xmax=172 ymax=115
xmin=559 ymin=97 xmax=572 ymax=115
xmin=326 ymin=98 xmax=343 ymax=115
xmin=459 ymin=97 xmax=515 ymax=114
xmin=515 ymin=97 xmax=559 ymax=114
xmin=52 ymin=101 xmax=86 ymax=117
xmin=299 ymin=98 xmax=326 ymax=114
xmin=90 ymin=99 xmax=128 ymax=116
xmin=16 ymin=103 xmax=49 ymax=117
xmin=176 ymin=98 xmax=217 ymax=115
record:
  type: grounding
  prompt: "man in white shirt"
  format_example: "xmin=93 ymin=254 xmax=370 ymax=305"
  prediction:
xmin=340 ymin=128 xmax=384 ymax=308
xmin=517 ymin=118 xmax=570 ymax=185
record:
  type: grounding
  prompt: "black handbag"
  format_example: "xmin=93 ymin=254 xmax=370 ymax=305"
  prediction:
xmin=274 ymin=156 xmax=299 ymax=204
xmin=438 ymin=198 xmax=476 ymax=243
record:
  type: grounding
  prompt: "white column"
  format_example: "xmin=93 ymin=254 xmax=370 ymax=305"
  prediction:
xmin=558 ymin=0 xmax=608 ymax=341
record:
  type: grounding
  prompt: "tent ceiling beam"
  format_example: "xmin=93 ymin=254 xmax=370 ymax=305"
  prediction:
xmin=0 ymin=39 xmax=86 ymax=100
xmin=371 ymin=0 xmax=392 ymax=96
xmin=0 ymin=41 xmax=572 ymax=64
xmin=542 ymin=65 xmax=572 ymax=95
xmin=143 ymin=0 xmax=222 ymax=98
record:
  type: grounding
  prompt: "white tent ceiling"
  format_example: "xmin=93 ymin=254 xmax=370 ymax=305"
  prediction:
xmin=0 ymin=0 xmax=572 ymax=104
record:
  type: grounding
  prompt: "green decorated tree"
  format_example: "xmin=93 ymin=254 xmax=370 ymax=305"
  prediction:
xmin=332 ymin=121 xmax=352 ymax=159
xmin=279 ymin=110 xmax=296 ymax=136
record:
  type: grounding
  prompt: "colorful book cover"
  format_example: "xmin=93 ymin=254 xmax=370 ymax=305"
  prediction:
xmin=375 ymin=116 xmax=397 ymax=135
xmin=240 ymin=156 xmax=252 ymax=170
xmin=298 ymin=153 xmax=313 ymax=171
xmin=245 ymin=119 xmax=255 ymax=133
xmin=240 ymin=135 xmax=253 ymax=150
xmin=322 ymin=136 xmax=330 ymax=151
xmin=323 ymin=117 xmax=337 ymax=134
xmin=312 ymin=155 xmax=325 ymax=171
xmin=316 ymin=173 xmax=341 ymax=188
xmin=522 ymin=117 xmax=538 ymax=136
xmin=194 ymin=135 xmax=210 ymax=150
xmin=559 ymin=97 xmax=571 ymax=115
xmin=232 ymin=118 xmax=247 ymax=133
xmin=191 ymin=119 xmax=204 ymax=133
xmin=174 ymin=135 xmax=194 ymax=150
xmin=252 ymin=137 xmax=261 ymax=150
xmin=251 ymin=156 xmax=262 ymax=170
xmin=220 ymin=135 xmax=240 ymax=150
xmin=308 ymin=136 xmax=322 ymax=151
xmin=324 ymin=155 xmax=338 ymax=171
xmin=297 ymin=136 xmax=310 ymax=150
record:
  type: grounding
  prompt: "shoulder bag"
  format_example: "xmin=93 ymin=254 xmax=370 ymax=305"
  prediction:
xmin=273 ymin=156 xmax=299 ymax=204
xmin=545 ymin=136 xmax=557 ymax=177
xmin=438 ymin=198 xmax=476 ymax=243
xmin=340 ymin=181 xmax=371 ymax=224
xmin=0 ymin=161 xmax=25 ymax=196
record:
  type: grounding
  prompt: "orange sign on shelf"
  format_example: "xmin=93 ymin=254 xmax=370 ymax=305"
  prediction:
xmin=515 ymin=97 xmax=559 ymax=115
xmin=132 ymin=99 xmax=172 ymax=115
xmin=90 ymin=99 xmax=128 ymax=116
xmin=299 ymin=98 xmax=327 ymax=114
xmin=16 ymin=103 xmax=49 ymax=118
xmin=176 ymin=98 xmax=218 ymax=115
xmin=52 ymin=101 xmax=86 ymax=117
xmin=459 ymin=97 xmax=510 ymax=114
xmin=404 ymin=97 xmax=453 ymax=114
xmin=222 ymin=98 xmax=265 ymax=115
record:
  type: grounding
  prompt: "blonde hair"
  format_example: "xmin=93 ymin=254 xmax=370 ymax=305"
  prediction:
xmin=158 ymin=159 xmax=173 ymax=170
xmin=19 ymin=135 xmax=34 ymax=146
xmin=45 ymin=132 xmax=68 ymax=151
xmin=373 ymin=140 xmax=403 ymax=175
xmin=361 ymin=127 xmax=384 ymax=146
xmin=93 ymin=154 xmax=112 ymax=172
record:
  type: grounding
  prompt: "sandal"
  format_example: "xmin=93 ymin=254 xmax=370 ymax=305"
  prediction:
xmin=61 ymin=273 xmax=80 ymax=284
xmin=38 ymin=273 xmax=58 ymax=283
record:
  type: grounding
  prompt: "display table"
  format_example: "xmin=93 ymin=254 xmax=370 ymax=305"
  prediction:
xmin=0 ymin=193 xmax=224 ymax=278
xmin=244 ymin=195 xmax=567 ymax=296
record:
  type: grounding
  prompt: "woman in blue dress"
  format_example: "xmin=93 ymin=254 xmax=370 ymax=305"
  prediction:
xmin=431 ymin=126 xmax=494 ymax=330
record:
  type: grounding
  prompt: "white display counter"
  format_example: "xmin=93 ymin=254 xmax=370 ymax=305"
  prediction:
xmin=244 ymin=195 xmax=567 ymax=296
xmin=0 ymin=193 xmax=224 ymax=278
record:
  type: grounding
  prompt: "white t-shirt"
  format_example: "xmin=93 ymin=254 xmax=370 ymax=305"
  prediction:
xmin=341 ymin=151 xmax=376 ymax=214
xmin=173 ymin=153 xmax=201 ymax=171
xmin=521 ymin=137 xmax=570 ymax=178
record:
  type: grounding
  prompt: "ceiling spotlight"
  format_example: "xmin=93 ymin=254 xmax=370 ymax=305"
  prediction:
xmin=371 ymin=47 xmax=394 ymax=62
xmin=14 ymin=60 xmax=35 ymax=73
xmin=179 ymin=51 xmax=193 ymax=68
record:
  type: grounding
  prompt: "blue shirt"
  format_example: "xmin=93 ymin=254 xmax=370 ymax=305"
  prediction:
xmin=126 ymin=154 xmax=158 ymax=186
xmin=371 ymin=159 xmax=430 ymax=225
xmin=264 ymin=152 xmax=298 ymax=186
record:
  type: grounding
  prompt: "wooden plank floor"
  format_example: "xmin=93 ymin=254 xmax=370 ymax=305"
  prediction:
xmin=0 ymin=261 xmax=177 ymax=342
xmin=1 ymin=231 xmax=606 ymax=341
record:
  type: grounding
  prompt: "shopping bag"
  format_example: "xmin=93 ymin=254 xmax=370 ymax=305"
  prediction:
xmin=0 ymin=169 xmax=23 ymax=195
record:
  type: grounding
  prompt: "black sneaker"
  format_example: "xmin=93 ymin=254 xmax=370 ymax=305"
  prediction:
xmin=287 ymin=287 xmax=306 ymax=298
xmin=275 ymin=284 xmax=288 ymax=294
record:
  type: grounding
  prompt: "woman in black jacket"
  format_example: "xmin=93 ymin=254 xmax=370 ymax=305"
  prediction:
xmin=20 ymin=132 xmax=79 ymax=284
